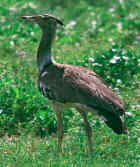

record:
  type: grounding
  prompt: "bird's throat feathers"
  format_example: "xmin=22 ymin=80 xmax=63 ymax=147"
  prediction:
xmin=37 ymin=51 xmax=52 ymax=73
xmin=37 ymin=27 xmax=56 ymax=73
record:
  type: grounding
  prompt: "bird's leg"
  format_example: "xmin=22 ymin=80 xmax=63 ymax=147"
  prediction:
xmin=52 ymin=103 xmax=64 ymax=153
xmin=78 ymin=110 xmax=93 ymax=155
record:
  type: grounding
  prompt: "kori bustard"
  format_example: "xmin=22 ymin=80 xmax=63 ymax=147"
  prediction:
xmin=22 ymin=14 xmax=129 ymax=155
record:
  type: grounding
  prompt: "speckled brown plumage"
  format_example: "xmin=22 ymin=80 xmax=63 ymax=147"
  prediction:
xmin=39 ymin=62 xmax=124 ymax=113
xmin=22 ymin=14 xmax=129 ymax=155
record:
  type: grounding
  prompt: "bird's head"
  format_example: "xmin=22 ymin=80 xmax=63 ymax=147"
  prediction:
xmin=22 ymin=13 xmax=64 ymax=31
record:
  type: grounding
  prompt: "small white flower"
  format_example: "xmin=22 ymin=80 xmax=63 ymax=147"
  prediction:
xmin=40 ymin=116 xmax=44 ymax=120
xmin=90 ymin=12 xmax=95 ymax=16
xmin=10 ymin=41 xmax=14 ymax=46
xmin=112 ymin=48 xmax=117 ymax=52
xmin=31 ymin=32 xmax=34 ymax=35
xmin=91 ymin=21 xmax=96 ymax=29
xmin=0 ymin=109 xmax=3 ymax=114
xmin=88 ymin=57 xmax=95 ymax=63
xmin=9 ymin=7 xmax=17 ymax=12
xmin=117 ymin=22 xmax=122 ymax=31
xmin=102 ymin=55 xmax=105 ymax=58
xmin=131 ymin=105 xmax=136 ymax=109
xmin=12 ymin=34 xmax=17 ymax=39
xmin=27 ymin=141 xmax=30 ymax=145
xmin=91 ymin=120 xmax=97 ymax=126
xmin=117 ymin=79 xmax=121 ymax=83
xmin=114 ymin=87 xmax=119 ymax=91
xmin=29 ymin=2 xmax=37 ymax=9
xmin=91 ymin=20 xmax=96 ymax=25
xmin=125 ymin=112 xmax=133 ymax=116
xmin=66 ymin=21 xmax=76 ymax=29
xmin=110 ymin=55 xmax=120 ymax=64
xmin=114 ymin=55 xmax=120 ymax=60
xmin=128 ymin=14 xmax=136 ymax=19
xmin=119 ymin=0 xmax=124 ymax=5
xmin=110 ymin=59 xmax=117 ymax=64
xmin=123 ymin=56 xmax=129 ymax=60
xmin=99 ymin=28 xmax=104 ymax=32
xmin=108 ymin=38 xmax=113 ymax=42
xmin=92 ymin=63 xmax=101 ymax=66
xmin=109 ymin=8 xmax=115 ymax=12
xmin=138 ymin=138 xmax=140 ymax=144
xmin=17 ymin=50 xmax=27 ymax=59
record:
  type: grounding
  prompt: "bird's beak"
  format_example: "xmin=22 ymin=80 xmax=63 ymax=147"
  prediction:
xmin=55 ymin=18 xmax=64 ymax=26
xmin=21 ymin=15 xmax=37 ymax=21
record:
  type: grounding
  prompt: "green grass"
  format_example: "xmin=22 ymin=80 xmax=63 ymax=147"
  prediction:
xmin=0 ymin=0 xmax=140 ymax=166
xmin=0 ymin=131 xmax=140 ymax=167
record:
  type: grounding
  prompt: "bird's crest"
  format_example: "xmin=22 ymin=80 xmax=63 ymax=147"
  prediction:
xmin=21 ymin=13 xmax=64 ymax=26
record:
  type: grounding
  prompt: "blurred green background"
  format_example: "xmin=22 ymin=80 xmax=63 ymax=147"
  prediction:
xmin=0 ymin=0 xmax=140 ymax=166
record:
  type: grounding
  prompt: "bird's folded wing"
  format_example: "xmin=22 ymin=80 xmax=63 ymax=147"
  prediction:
xmin=62 ymin=65 xmax=125 ymax=115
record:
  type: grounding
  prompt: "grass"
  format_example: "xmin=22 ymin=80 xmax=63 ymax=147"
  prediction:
xmin=0 ymin=130 xmax=140 ymax=167
xmin=0 ymin=0 xmax=140 ymax=166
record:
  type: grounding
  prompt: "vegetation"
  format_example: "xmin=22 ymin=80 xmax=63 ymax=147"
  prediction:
xmin=0 ymin=0 xmax=140 ymax=166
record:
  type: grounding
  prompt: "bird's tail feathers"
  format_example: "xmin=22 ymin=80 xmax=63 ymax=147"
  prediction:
xmin=100 ymin=112 xmax=129 ymax=135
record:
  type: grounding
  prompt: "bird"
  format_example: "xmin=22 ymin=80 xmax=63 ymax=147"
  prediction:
xmin=22 ymin=13 xmax=129 ymax=155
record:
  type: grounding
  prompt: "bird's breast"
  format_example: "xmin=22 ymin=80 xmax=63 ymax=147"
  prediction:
xmin=38 ymin=80 xmax=55 ymax=100
xmin=38 ymin=71 xmax=56 ymax=100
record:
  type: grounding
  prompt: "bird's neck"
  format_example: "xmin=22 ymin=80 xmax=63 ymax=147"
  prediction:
xmin=37 ymin=29 xmax=56 ymax=73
